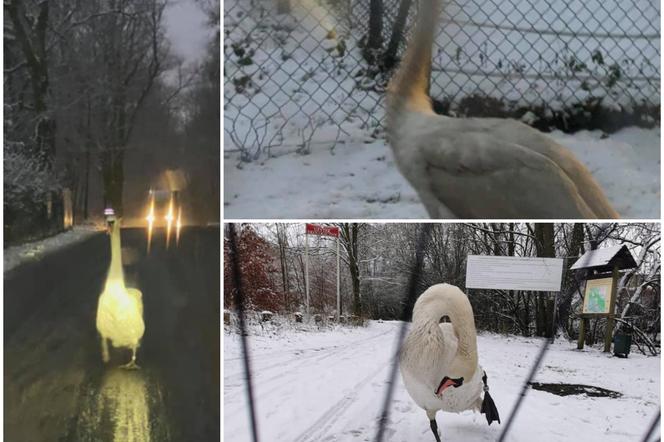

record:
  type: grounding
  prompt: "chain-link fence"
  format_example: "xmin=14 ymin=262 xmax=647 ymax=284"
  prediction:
xmin=224 ymin=0 xmax=660 ymax=159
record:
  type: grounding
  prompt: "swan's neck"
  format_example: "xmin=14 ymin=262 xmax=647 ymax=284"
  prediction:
xmin=413 ymin=296 xmax=478 ymax=378
xmin=387 ymin=0 xmax=440 ymax=121
xmin=106 ymin=224 xmax=125 ymax=289
xmin=416 ymin=318 xmax=477 ymax=365
xmin=449 ymin=319 xmax=478 ymax=375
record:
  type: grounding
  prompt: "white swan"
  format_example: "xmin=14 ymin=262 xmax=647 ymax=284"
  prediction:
xmin=400 ymin=284 xmax=499 ymax=441
xmin=385 ymin=0 xmax=619 ymax=219
xmin=96 ymin=219 xmax=145 ymax=369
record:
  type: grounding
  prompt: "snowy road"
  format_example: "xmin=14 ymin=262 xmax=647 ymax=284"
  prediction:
xmin=5 ymin=227 xmax=220 ymax=441
xmin=224 ymin=321 xmax=660 ymax=442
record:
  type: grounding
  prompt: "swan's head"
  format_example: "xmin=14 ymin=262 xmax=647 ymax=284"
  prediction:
xmin=106 ymin=216 xmax=123 ymax=235
xmin=435 ymin=375 xmax=464 ymax=396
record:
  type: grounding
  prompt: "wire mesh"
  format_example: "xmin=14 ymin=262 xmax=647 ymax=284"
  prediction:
xmin=224 ymin=0 xmax=660 ymax=157
xmin=641 ymin=412 xmax=661 ymax=442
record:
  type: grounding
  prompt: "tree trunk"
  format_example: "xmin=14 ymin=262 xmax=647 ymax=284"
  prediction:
xmin=83 ymin=146 xmax=91 ymax=220
xmin=382 ymin=0 xmax=413 ymax=69
xmin=363 ymin=0 xmax=383 ymax=64
xmin=277 ymin=225 xmax=290 ymax=310
xmin=101 ymin=150 xmax=125 ymax=214
xmin=7 ymin=0 xmax=56 ymax=168
xmin=558 ymin=223 xmax=584 ymax=336
xmin=534 ymin=223 xmax=555 ymax=337
xmin=350 ymin=223 xmax=361 ymax=317
xmin=340 ymin=223 xmax=362 ymax=317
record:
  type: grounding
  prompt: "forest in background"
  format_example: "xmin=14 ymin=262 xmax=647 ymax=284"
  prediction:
xmin=224 ymin=223 xmax=660 ymax=353
xmin=4 ymin=0 xmax=220 ymax=244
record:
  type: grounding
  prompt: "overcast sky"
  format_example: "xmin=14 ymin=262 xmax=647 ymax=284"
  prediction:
xmin=164 ymin=0 xmax=212 ymax=64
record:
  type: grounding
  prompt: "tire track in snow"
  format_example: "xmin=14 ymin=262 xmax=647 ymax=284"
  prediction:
xmin=291 ymin=362 xmax=389 ymax=442
xmin=224 ymin=327 xmax=397 ymax=426
xmin=224 ymin=328 xmax=393 ymax=403
xmin=224 ymin=328 xmax=394 ymax=386
xmin=224 ymin=338 xmax=350 ymax=362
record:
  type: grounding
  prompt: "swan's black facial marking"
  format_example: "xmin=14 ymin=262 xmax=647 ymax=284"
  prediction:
xmin=439 ymin=315 xmax=450 ymax=324
xmin=435 ymin=376 xmax=464 ymax=396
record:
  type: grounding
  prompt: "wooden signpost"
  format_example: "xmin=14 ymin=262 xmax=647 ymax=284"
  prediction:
xmin=570 ymin=245 xmax=637 ymax=352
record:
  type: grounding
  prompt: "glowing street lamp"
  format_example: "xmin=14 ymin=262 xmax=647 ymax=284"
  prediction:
xmin=176 ymin=206 xmax=182 ymax=246
xmin=165 ymin=196 xmax=174 ymax=249
xmin=146 ymin=195 xmax=155 ymax=253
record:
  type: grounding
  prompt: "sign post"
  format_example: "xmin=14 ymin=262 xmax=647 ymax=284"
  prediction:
xmin=336 ymin=235 xmax=340 ymax=322
xmin=304 ymin=224 xmax=341 ymax=322
xmin=603 ymin=266 xmax=620 ymax=352
xmin=466 ymin=255 xmax=564 ymax=292
xmin=466 ymin=255 xmax=564 ymax=341
xmin=305 ymin=232 xmax=310 ymax=320
xmin=570 ymin=244 xmax=637 ymax=352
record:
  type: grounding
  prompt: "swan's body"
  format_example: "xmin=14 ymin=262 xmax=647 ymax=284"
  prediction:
xmin=386 ymin=0 xmax=619 ymax=219
xmin=400 ymin=284 xmax=499 ymax=441
xmin=96 ymin=221 xmax=145 ymax=369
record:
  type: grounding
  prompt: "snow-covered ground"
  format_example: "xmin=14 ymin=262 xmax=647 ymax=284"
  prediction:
xmin=4 ymin=224 xmax=103 ymax=273
xmin=224 ymin=126 xmax=660 ymax=218
xmin=224 ymin=320 xmax=660 ymax=442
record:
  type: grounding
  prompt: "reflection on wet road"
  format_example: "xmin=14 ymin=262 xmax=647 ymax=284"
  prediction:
xmin=5 ymin=227 xmax=220 ymax=441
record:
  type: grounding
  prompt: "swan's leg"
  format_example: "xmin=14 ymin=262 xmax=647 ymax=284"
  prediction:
xmin=426 ymin=410 xmax=441 ymax=442
xmin=120 ymin=346 xmax=140 ymax=370
xmin=429 ymin=418 xmax=441 ymax=442
xmin=481 ymin=370 xmax=501 ymax=425
xmin=101 ymin=337 xmax=110 ymax=363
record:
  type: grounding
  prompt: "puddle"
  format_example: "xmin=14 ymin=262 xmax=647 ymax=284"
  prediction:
xmin=529 ymin=382 xmax=622 ymax=398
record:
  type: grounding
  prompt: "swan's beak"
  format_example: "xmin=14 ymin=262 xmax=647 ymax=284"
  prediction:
xmin=435 ymin=376 xmax=464 ymax=396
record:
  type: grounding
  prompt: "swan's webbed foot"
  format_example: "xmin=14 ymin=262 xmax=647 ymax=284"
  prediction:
xmin=120 ymin=348 xmax=140 ymax=370
xmin=429 ymin=418 xmax=441 ymax=442
xmin=120 ymin=359 xmax=140 ymax=370
xmin=481 ymin=371 xmax=501 ymax=425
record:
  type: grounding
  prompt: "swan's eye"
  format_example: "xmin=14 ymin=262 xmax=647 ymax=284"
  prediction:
xmin=439 ymin=315 xmax=450 ymax=323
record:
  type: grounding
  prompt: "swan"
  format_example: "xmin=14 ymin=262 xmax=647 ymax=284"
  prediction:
xmin=96 ymin=219 xmax=145 ymax=369
xmin=385 ymin=0 xmax=619 ymax=219
xmin=400 ymin=284 xmax=500 ymax=441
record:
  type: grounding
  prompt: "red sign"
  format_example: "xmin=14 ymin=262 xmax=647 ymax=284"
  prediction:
xmin=306 ymin=223 xmax=339 ymax=237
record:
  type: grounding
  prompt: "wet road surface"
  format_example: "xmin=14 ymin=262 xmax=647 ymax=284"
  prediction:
xmin=5 ymin=227 xmax=220 ymax=441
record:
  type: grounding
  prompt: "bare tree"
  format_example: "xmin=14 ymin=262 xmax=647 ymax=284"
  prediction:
xmin=73 ymin=0 xmax=168 ymax=213
xmin=6 ymin=0 xmax=55 ymax=168
xmin=339 ymin=223 xmax=363 ymax=317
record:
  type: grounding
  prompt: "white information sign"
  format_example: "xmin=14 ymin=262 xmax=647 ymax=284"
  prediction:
xmin=466 ymin=255 xmax=564 ymax=292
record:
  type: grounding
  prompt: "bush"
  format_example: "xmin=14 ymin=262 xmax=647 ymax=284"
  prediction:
xmin=4 ymin=140 xmax=62 ymax=245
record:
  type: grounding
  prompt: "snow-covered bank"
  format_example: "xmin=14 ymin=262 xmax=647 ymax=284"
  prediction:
xmin=4 ymin=225 xmax=103 ymax=273
xmin=224 ymin=126 xmax=660 ymax=219
xmin=224 ymin=321 xmax=660 ymax=441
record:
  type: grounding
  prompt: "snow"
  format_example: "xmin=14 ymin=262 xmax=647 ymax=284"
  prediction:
xmin=224 ymin=126 xmax=660 ymax=218
xmin=4 ymin=224 xmax=103 ymax=274
xmin=224 ymin=320 xmax=660 ymax=441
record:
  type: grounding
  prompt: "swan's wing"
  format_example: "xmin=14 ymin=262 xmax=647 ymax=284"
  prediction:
xmin=127 ymin=288 xmax=144 ymax=317
xmin=420 ymin=131 xmax=597 ymax=219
